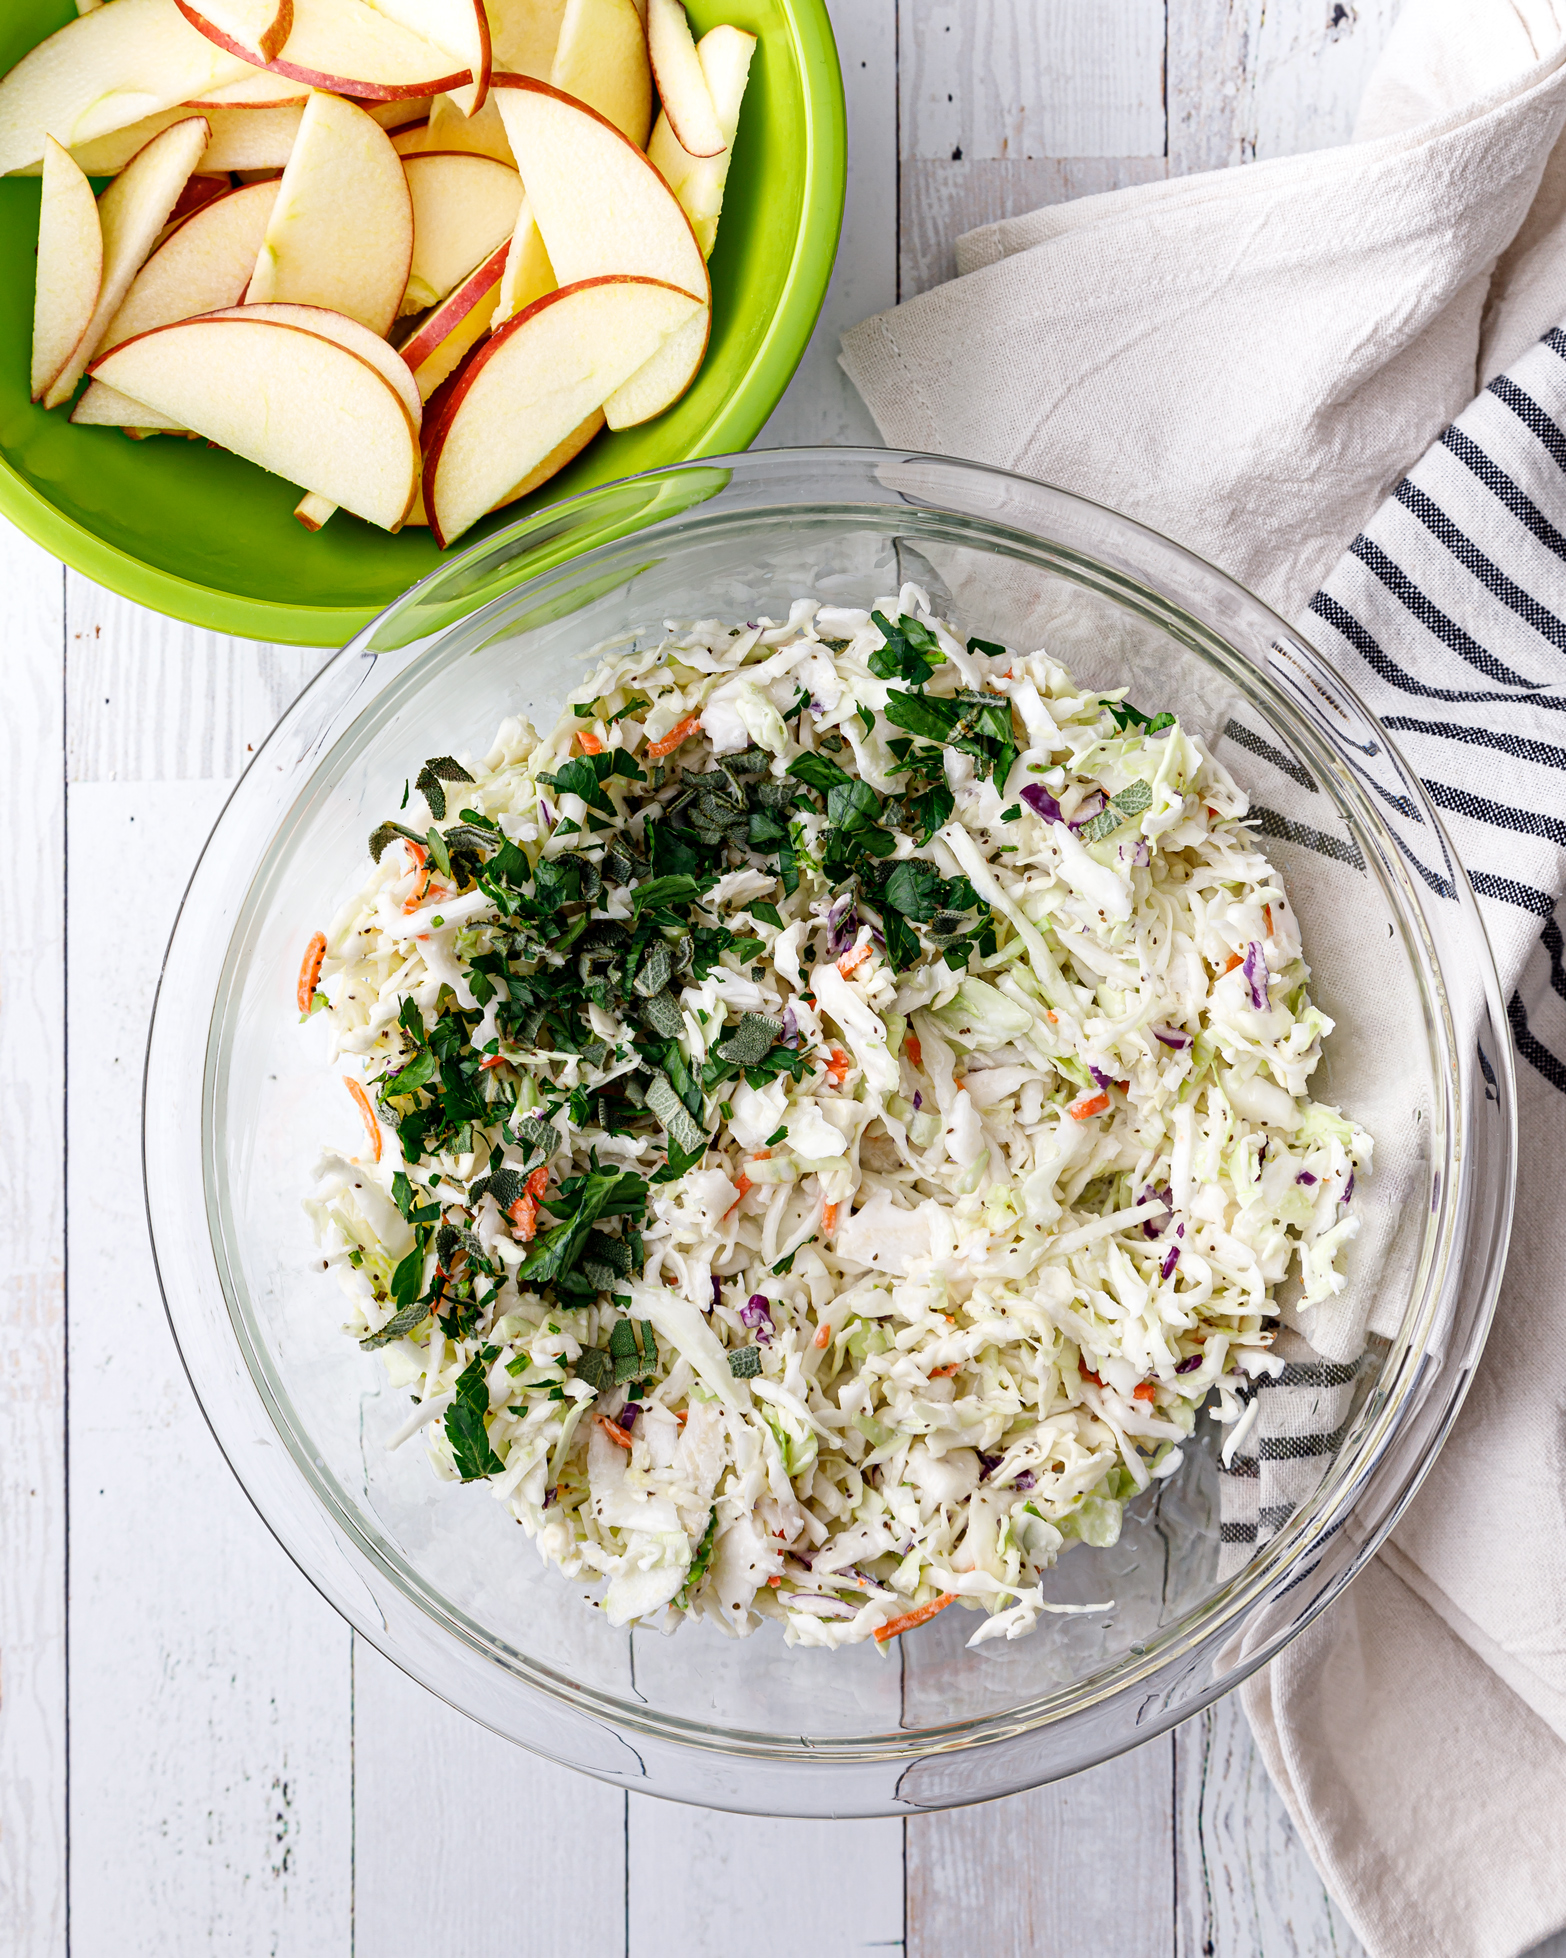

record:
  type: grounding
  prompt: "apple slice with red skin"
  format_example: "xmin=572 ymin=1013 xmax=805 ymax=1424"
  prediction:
xmin=549 ymin=0 xmax=650 ymax=147
xmin=421 ymin=273 xmax=698 ymax=547
xmin=647 ymin=23 xmax=754 ymax=259
xmin=484 ymin=0 xmax=566 ymax=81
xmin=246 ymin=89 xmax=413 ymax=335
xmin=97 ymin=176 xmax=280 ymax=356
xmin=259 ymin=0 xmax=473 ymax=100
xmin=174 ymin=0 xmax=293 ymax=65
xmin=186 ymin=71 xmax=310 ymax=107
xmin=89 ymin=312 xmax=420 ymax=528
xmin=491 ymin=76 xmax=705 ymax=299
xmin=373 ymin=0 xmax=492 ymax=115
xmin=32 ymin=137 xmax=104 ymax=403
xmin=397 ymin=237 xmax=508 ymax=395
xmin=401 ymin=149 xmax=522 ymax=311
xmin=645 ymin=0 xmax=724 ymax=158
xmin=0 ymin=0 xmax=251 ymax=176
xmin=45 ymin=114 xmax=212 ymax=409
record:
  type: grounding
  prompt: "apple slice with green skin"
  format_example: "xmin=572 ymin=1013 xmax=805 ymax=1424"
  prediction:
xmin=483 ymin=0 xmax=565 ymax=81
xmin=90 ymin=313 xmax=420 ymax=528
xmin=258 ymin=0 xmax=472 ymax=100
xmin=174 ymin=0 xmax=293 ymax=65
xmin=45 ymin=114 xmax=211 ymax=409
xmin=549 ymin=0 xmax=649 ymax=147
xmin=247 ymin=90 xmax=413 ymax=335
xmin=32 ymin=137 xmax=104 ymax=403
xmin=373 ymin=0 xmax=491 ymax=116
xmin=398 ymin=236 xmax=508 ymax=396
xmin=646 ymin=22 xmax=754 ymax=260
xmin=422 ymin=274 xmax=696 ymax=546
xmin=491 ymin=78 xmax=705 ymax=299
xmin=400 ymin=149 xmax=522 ymax=311
xmin=0 ymin=0 xmax=250 ymax=175
xmin=96 ymin=177 xmax=280 ymax=355
xmin=493 ymin=192 xmax=554 ymax=323
xmin=645 ymin=0 xmax=723 ymax=158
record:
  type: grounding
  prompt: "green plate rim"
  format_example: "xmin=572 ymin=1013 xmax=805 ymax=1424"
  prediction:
xmin=0 ymin=0 xmax=845 ymax=646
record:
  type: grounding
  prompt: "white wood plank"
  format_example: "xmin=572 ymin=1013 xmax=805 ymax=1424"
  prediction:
xmin=1169 ymin=0 xmax=1401 ymax=175
xmin=899 ymin=155 xmax=1167 ymax=301
xmin=0 ymin=530 xmax=66 ymax=1958
xmin=757 ymin=0 xmax=896 ymax=444
xmin=627 ymin=1800 xmax=905 ymax=1957
xmin=906 ymin=1739 xmax=1175 ymax=1956
xmin=66 ymin=778 xmax=353 ymax=1956
xmin=65 ymin=572 xmax=331 ymax=784
xmin=1174 ymin=1694 xmax=1363 ymax=1958
xmin=901 ymin=0 xmax=1166 ymax=165
xmin=352 ymin=1636 xmax=627 ymax=1955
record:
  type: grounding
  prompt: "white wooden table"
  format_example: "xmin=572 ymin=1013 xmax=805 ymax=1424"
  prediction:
xmin=10 ymin=3 xmax=1511 ymax=1953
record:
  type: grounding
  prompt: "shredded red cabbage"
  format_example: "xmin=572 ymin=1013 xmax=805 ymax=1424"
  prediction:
xmin=1296 ymin=1170 xmax=1318 ymax=1185
xmin=912 ymin=1090 xmax=922 ymax=1110
xmin=1140 ymin=1184 xmax=1173 ymax=1237
xmin=977 ymin=1450 xmax=1001 ymax=1479
xmin=1242 ymin=940 xmax=1269 ymax=1011
xmin=618 ymin=1403 xmax=639 ymax=1431
xmin=1089 ymin=1065 xmax=1115 ymax=1090
xmin=1020 ymin=783 xmax=1063 ymax=823
xmin=741 ymin=1295 xmax=774 ymax=1342
xmin=1014 ymin=1469 xmax=1036 ymax=1491
xmin=827 ymin=894 xmax=858 ymax=954
xmin=1175 ymin=1352 xmax=1202 ymax=1374
xmin=1160 ymin=1245 xmax=1181 ymax=1280
xmin=711 ymin=1274 xmax=722 ymax=1308
xmin=1152 ymin=1024 xmax=1191 ymax=1049
xmin=1342 ymin=1172 xmax=1355 ymax=1204
xmin=781 ymin=1004 xmax=798 ymax=1047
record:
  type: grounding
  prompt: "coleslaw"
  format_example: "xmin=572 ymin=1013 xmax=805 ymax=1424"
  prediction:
xmin=303 ymin=587 xmax=1371 ymax=1649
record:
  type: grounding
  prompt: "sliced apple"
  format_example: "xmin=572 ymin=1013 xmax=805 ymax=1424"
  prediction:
xmin=373 ymin=0 xmax=491 ymax=116
xmin=422 ymin=274 xmax=697 ymax=546
xmin=391 ymin=120 xmax=432 ymax=154
xmin=484 ymin=0 xmax=566 ymax=79
xmin=493 ymin=194 xmax=554 ymax=322
xmin=90 ymin=313 xmax=419 ymax=528
xmin=0 ymin=0 xmax=250 ymax=175
xmin=158 ymin=171 xmax=233 ymax=241
xmin=186 ymin=71 xmax=310 ymax=107
xmin=486 ymin=404 xmax=601 ymax=508
xmin=401 ymin=149 xmax=522 ymax=310
xmin=367 ymin=96 xmax=434 ymax=129
xmin=43 ymin=115 xmax=211 ymax=409
xmin=425 ymin=87 xmax=514 ymax=162
xmin=174 ymin=0 xmax=294 ymax=66
xmin=246 ymin=89 xmax=413 ymax=335
xmin=211 ymin=301 xmax=421 ymax=423
xmin=71 ymin=379 xmax=188 ymax=432
xmin=262 ymin=0 xmax=472 ymax=100
xmin=646 ymin=22 xmax=754 ymax=259
xmin=200 ymin=102 xmax=304 ymax=170
xmin=98 ymin=177 xmax=280 ymax=354
xmin=398 ymin=237 xmax=507 ymax=395
xmin=548 ymin=0 xmax=649 ymax=147
xmin=645 ymin=0 xmax=723 ymax=158
xmin=602 ymin=299 xmax=706 ymax=426
xmin=32 ymin=138 xmax=104 ymax=403
xmin=492 ymin=78 xmax=705 ymax=298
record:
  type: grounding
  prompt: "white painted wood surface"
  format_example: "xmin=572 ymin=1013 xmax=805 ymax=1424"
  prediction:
xmin=20 ymin=3 xmax=1566 ymax=1956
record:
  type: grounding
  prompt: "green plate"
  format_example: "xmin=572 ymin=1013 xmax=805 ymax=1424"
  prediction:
xmin=0 ymin=0 xmax=844 ymax=644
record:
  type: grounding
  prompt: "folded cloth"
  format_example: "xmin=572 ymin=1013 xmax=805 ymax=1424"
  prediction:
xmin=841 ymin=5 xmax=1566 ymax=1955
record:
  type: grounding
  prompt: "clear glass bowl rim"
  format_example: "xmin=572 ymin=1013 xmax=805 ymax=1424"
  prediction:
xmin=144 ymin=447 xmax=1516 ymax=1809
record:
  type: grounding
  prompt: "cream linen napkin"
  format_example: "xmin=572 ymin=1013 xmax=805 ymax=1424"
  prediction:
xmin=839 ymin=5 xmax=1566 ymax=1955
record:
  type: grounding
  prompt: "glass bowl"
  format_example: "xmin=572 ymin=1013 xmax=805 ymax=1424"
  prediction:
xmin=145 ymin=448 xmax=1515 ymax=1816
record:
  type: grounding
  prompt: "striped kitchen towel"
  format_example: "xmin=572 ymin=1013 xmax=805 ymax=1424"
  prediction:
xmin=1213 ymin=324 xmax=1566 ymax=1580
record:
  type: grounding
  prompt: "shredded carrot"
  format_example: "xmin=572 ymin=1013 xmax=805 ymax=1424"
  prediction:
xmin=676 ymin=1410 xmax=688 ymax=1425
xmin=1133 ymin=1382 xmax=1158 ymax=1405
xmin=342 ymin=1077 xmax=381 ymax=1163
xmin=813 ymin=1321 xmax=831 ymax=1349
xmin=525 ymin=1165 xmax=549 ymax=1200
xmin=836 ymin=942 xmax=872 ymax=978
xmin=297 ymin=931 xmax=327 ymax=1015
xmin=824 ymin=1046 xmax=851 ymax=1084
xmin=1223 ymin=951 xmax=1244 ymax=974
xmin=873 ymin=1593 xmax=957 ymax=1644
xmin=1264 ymin=902 xmax=1275 ymax=936
xmin=1045 ymin=1010 xmax=1057 ymax=1023
xmin=930 ymin=1362 xmax=960 ymax=1379
xmin=575 ymin=730 xmax=604 ymax=755
xmin=723 ymin=1172 xmax=753 ymax=1219
xmin=595 ymin=1413 xmax=634 ymax=1451
xmin=508 ymin=1193 xmax=538 ymax=1240
xmin=767 ymin=1575 xmax=782 ymax=1588
xmin=479 ymin=1054 xmax=506 ymax=1071
xmin=822 ymin=1202 xmax=838 ymax=1235
xmin=1069 ymin=1090 xmax=1109 ymax=1121
xmin=1079 ymin=1357 xmax=1104 ymax=1387
xmin=904 ymin=1032 xmax=922 ymax=1068
xmin=647 ymin=713 xmax=701 ymax=759
xmin=1206 ymin=805 xmax=1218 ymax=818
